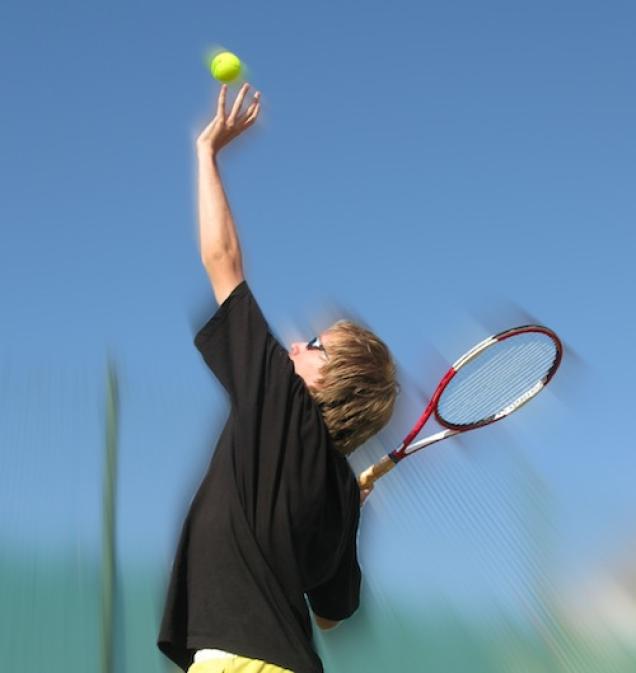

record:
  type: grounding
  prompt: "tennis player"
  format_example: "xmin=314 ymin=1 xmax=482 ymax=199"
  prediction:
xmin=157 ymin=83 xmax=398 ymax=673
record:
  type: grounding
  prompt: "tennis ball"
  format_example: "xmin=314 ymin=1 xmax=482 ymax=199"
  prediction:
xmin=210 ymin=51 xmax=242 ymax=83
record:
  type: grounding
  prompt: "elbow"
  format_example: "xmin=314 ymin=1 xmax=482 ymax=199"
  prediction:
xmin=201 ymin=246 xmax=240 ymax=267
xmin=314 ymin=615 xmax=342 ymax=631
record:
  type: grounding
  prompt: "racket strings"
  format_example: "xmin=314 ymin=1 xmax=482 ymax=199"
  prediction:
xmin=444 ymin=342 xmax=553 ymax=421
xmin=438 ymin=334 xmax=558 ymax=426
xmin=449 ymin=342 xmax=549 ymax=410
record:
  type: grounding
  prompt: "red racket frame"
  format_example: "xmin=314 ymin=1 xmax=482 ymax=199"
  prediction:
xmin=358 ymin=325 xmax=562 ymax=489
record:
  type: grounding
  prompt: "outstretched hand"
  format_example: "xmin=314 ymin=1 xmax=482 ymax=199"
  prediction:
xmin=196 ymin=83 xmax=261 ymax=156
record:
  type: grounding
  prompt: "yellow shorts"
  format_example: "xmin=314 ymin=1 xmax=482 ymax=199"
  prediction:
xmin=187 ymin=654 xmax=294 ymax=673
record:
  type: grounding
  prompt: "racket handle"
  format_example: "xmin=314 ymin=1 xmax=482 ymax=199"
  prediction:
xmin=358 ymin=455 xmax=397 ymax=489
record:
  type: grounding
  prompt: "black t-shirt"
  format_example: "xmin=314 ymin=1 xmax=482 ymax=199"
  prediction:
xmin=157 ymin=281 xmax=362 ymax=673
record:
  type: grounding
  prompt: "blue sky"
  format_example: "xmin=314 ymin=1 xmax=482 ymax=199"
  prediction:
xmin=2 ymin=0 xmax=635 ymax=647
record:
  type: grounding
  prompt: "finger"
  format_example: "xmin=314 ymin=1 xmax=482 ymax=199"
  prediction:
xmin=242 ymin=103 xmax=259 ymax=125
xmin=216 ymin=84 xmax=227 ymax=119
xmin=241 ymin=92 xmax=261 ymax=120
xmin=242 ymin=106 xmax=260 ymax=128
xmin=227 ymin=83 xmax=250 ymax=125
xmin=243 ymin=101 xmax=261 ymax=126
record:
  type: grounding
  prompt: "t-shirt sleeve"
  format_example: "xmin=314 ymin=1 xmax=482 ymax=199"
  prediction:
xmin=306 ymin=504 xmax=362 ymax=621
xmin=193 ymin=280 xmax=285 ymax=410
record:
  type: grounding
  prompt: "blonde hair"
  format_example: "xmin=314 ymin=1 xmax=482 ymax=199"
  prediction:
xmin=309 ymin=320 xmax=398 ymax=455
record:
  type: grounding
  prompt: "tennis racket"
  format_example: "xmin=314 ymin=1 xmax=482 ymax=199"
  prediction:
xmin=358 ymin=325 xmax=563 ymax=489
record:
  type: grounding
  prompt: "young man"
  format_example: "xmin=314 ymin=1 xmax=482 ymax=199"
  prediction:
xmin=158 ymin=83 xmax=398 ymax=673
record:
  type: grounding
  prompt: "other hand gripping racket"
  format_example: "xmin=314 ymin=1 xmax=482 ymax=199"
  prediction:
xmin=358 ymin=325 xmax=563 ymax=489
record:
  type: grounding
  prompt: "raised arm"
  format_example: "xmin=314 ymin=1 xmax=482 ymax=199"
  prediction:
xmin=195 ymin=83 xmax=261 ymax=305
xmin=196 ymin=153 xmax=244 ymax=305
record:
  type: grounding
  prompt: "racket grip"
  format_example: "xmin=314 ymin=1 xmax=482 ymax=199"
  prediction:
xmin=358 ymin=455 xmax=397 ymax=489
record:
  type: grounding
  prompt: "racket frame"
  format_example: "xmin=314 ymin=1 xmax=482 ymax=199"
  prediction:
xmin=358 ymin=324 xmax=562 ymax=489
xmin=435 ymin=324 xmax=562 ymax=432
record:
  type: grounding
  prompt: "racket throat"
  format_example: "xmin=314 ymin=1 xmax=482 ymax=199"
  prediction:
xmin=406 ymin=428 xmax=459 ymax=454
xmin=388 ymin=448 xmax=402 ymax=464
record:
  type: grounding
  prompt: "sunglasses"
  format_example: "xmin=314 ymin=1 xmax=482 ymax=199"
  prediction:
xmin=306 ymin=336 xmax=329 ymax=360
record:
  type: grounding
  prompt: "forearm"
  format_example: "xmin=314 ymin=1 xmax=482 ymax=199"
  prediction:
xmin=197 ymin=150 xmax=243 ymax=268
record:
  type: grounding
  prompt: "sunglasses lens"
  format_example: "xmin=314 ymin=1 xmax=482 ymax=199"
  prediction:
xmin=306 ymin=336 xmax=328 ymax=360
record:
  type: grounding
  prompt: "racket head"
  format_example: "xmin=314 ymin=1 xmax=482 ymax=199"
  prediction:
xmin=433 ymin=325 xmax=562 ymax=432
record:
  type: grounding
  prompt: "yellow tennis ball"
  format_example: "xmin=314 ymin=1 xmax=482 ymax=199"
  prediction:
xmin=210 ymin=51 xmax=242 ymax=83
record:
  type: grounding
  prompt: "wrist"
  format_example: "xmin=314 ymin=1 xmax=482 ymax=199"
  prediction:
xmin=196 ymin=143 xmax=218 ymax=164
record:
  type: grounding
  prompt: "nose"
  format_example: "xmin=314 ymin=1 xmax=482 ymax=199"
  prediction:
xmin=290 ymin=342 xmax=302 ymax=356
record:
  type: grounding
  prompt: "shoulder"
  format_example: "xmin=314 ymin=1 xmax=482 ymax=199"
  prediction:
xmin=193 ymin=280 xmax=259 ymax=348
